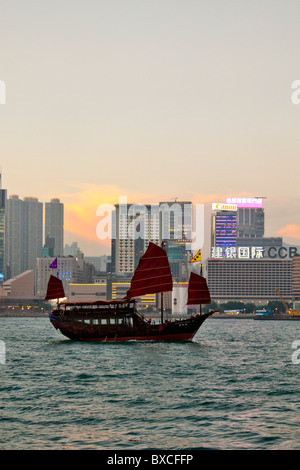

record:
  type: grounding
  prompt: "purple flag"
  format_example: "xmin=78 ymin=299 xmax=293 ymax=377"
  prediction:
xmin=49 ymin=258 xmax=58 ymax=269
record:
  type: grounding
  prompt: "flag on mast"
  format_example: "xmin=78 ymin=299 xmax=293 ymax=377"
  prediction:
xmin=189 ymin=249 xmax=201 ymax=263
xmin=49 ymin=258 xmax=58 ymax=269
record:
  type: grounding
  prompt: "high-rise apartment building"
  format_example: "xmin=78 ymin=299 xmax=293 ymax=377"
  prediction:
xmin=7 ymin=196 xmax=43 ymax=276
xmin=7 ymin=195 xmax=24 ymax=278
xmin=45 ymin=198 xmax=64 ymax=256
xmin=111 ymin=200 xmax=193 ymax=281
xmin=23 ymin=197 xmax=43 ymax=271
xmin=6 ymin=195 xmax=64 ymax=279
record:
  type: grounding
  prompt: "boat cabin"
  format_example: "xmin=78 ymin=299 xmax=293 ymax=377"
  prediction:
xmin=52 ymin=299 xmax=138 ymax=326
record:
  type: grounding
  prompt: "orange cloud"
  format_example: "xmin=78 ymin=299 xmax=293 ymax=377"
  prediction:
xmin=62 ymin=186 xmax=258 ymax=254
xmin=276 ymin=224 xmax=300 ymax=242
xmin=62 ymin=184 xmax=169 ymax=246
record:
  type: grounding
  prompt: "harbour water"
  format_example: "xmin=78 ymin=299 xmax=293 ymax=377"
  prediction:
xmin=0 ymin=317 xmax=300 ymax=450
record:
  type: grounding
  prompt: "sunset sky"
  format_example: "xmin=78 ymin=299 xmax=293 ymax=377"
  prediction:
xmin=0 ymin=0 xmax=300 ymax=256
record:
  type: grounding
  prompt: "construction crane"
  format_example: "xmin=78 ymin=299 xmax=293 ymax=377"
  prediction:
xmin=276 ymin=289 xmax=300 ymax=316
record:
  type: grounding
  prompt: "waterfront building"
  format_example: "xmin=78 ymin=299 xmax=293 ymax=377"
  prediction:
xmin=45 ymin=198 xmax=64 ymax=256
xmin=2 ymin=270 xmax=34 ymax=299
xmin=292 ymin=255 xmax=300 ymax=300
xmin=35 ymin=256 xmax=95 ymax=298
xmin=207 ymin=258 xmax=292 ymax=303
xmin=107 ymin=276 xmax=157 ymax=310
xmin=67 ymin=282 xmax=107 ymax=303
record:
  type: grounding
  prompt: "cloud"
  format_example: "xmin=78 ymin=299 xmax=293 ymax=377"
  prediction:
xmin=62 ymin=184 xmax=172 ymax=253
xmin=276 ymin=224 xmax=300 ymax=242
xmin=62 ymin=185 xmax=227 ymax=244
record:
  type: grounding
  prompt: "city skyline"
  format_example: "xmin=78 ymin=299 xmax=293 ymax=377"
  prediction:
xmin=0 ymin=1 xmax=300 ymax=255
xmin=2 ymin=177 xmax=300 ymax=259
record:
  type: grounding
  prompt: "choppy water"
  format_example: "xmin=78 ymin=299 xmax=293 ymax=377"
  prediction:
xmin=0 ymin=317 xmax=300 ymax=450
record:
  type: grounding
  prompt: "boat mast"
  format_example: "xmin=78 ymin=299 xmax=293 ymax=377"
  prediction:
xmin=161 ymin=241 xmax=166 ymax=324
xmin=200 ymin=263 xmax=202 ymax=315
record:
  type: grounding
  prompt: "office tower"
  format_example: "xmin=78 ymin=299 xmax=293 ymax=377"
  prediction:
xmin=236 ymin=208 xmax=264 ymax=238
xmin=7 ymin=195 xmax=24 ymax=278
xmin=45 ymin=198 xmax=64 ymax=256
xmin=23 ymin=197 xmax=43 ymax=271
xmin=211 ymin=210 xmax=237 ymax=249
xmin=225 ymin=197 xmax=265 ymax=238
xmin=159 ymin=200 xmax=192 ymax=242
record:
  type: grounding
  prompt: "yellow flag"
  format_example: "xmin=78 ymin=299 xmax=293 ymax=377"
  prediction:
xmin=189 ymin=249 xmax=201 ymax=263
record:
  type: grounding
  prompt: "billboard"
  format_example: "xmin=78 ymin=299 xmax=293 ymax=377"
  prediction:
xmin=225 ymin=197 xmax=263 ymax=208
xmin=212 ymin=203 xmax=237 ymax=211
xmin=211 ymin=246 xmax=298 ymax=259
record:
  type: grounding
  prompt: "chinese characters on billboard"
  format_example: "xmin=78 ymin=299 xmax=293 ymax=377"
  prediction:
xmin=211 ymin=246 xmax=298 ymax=259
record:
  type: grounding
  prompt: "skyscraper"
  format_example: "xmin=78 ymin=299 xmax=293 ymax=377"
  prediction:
xmin=7 ymin=195 xmax=24 ymax=278
xmin=45 ymin=198 xmax=64 ymax=256
xmin=23 ymin=197 xmax=43 ymax=271
xmin=225 ymin=197 xmax=265 ymax=238
xmin=211 ymin=210 xmax=237 ymax=249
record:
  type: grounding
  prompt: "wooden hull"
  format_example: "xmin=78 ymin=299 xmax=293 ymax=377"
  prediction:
xmin=49 ymin=311 xmax=214 ymax=342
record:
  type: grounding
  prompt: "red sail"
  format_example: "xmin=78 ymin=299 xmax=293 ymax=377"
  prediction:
xmin=187 ymin=272 xmax=211 ymax=305
xmin=126 ymin=242 xmax=173 ymax=299
xmin=45 ymin=275 xmax=65 ymax=300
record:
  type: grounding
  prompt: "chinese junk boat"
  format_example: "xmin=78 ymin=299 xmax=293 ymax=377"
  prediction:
xmin=47 ymin=242 xmax=216 ymax=342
